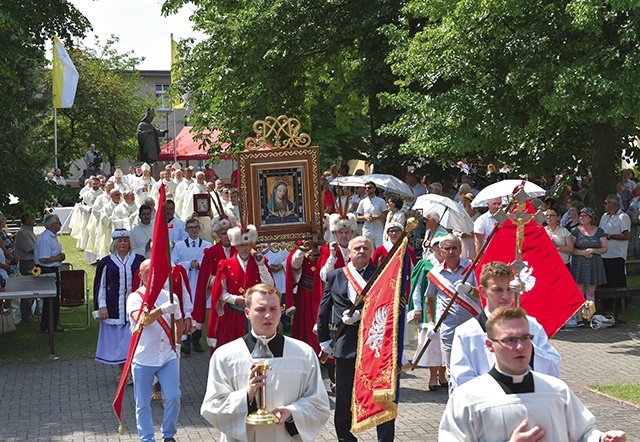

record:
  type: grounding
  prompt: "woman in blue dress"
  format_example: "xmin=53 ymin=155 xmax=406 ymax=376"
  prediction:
xmin=567 ymin=207 xmax=608 ymax=305
xmin=94 ymin=229 xmax=145 ymax=381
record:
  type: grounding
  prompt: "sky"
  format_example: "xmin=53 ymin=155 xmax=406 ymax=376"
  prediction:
xmin=68 ymin=0 xmax=202 ymax=70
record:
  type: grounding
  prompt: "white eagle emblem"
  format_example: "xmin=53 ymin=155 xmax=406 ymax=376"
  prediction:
xmin=519 ymin=262 xmax=536 ymax=292
xmin=365 ymin=306 xmax=389 ymax=358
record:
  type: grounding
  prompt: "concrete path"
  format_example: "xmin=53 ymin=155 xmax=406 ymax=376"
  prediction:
xmin=2 ymin=324 xmax=640 ymax=441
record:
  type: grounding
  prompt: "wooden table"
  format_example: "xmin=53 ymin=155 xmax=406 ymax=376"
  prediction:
xmin=3 ymin=275 xmax=58 ymax=359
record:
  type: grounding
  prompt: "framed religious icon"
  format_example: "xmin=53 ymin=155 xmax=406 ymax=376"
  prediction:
xmin=238 ymin=146 xmax=321 ymax=245
xmin=193 ymin=193 xmax=211 ymax=217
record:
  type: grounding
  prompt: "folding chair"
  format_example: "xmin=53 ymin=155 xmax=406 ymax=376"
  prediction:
xmin=59 ymin=269 xmax=91 ymax=330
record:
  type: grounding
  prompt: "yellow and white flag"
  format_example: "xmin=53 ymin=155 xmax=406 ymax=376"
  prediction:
xmin=171 ymin=37 xmax=184 ymax=109
xmin=52 ymin=35 xmax=79 ymax=109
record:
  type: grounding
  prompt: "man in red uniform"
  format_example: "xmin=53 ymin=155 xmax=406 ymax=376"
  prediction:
xmin=193 ymin=213 xmax=238 ymax=339
xmin=206 ymin=224 xmax=273 ymax=351
xmin=285 ymin=241 xmax=321 ymax=353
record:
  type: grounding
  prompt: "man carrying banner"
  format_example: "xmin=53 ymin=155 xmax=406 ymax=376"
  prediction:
xmin=126 ymin=259 xmax=183 ymax=442
xmin=449 ymin=261 xmax=561 ymax=390
xmin=201 ymin=283 xmax=330 ymax=441
xmin=439 ymin=307 xmax=626 ymax=441
xmin=317 ymin=236 xmax=395 ymax=442
xmin=425 ymin=234 xmax=481 ymax=374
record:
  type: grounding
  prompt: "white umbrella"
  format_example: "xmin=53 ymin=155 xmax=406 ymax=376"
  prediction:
xmin=472 ymin=180 xmax=546 ymax=208
xmin=413 ymin=194 xmax=475 ymax=234
xmin=328 ymin=175 xmax=367 ymax=187
xmin=360 ymin=174 xmax=414 ymax=198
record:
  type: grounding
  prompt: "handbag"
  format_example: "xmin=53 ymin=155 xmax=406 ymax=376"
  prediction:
xmin=0 ymin=309 xmax=16 ymax=334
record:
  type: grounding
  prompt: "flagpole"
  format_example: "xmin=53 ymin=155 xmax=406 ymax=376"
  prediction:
xmin=173 ymin=109 xmax=177 ymax=163
xmin=54 ymin=108 xmax=58 ymax=170
xmin=410 ymin=187 xmax=523 ymax=370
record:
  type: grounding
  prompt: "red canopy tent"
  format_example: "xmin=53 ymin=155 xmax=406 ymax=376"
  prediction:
xmin=158 ymin=126 xmax=230 ymax=161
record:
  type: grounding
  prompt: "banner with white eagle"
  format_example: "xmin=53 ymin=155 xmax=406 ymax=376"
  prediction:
xmin=351 ymin=236 xmax=410 ymax=433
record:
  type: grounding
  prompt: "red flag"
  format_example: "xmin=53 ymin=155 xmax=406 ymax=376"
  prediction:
xmin=112 ymin=184 xmax=172 ymax=434
xmin=476 ymin=203 xmax=584 ymax=338
xmin=351 ymin=236 xmax=409 ymax=433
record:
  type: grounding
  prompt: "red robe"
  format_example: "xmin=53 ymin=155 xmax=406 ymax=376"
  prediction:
xmin=285 ymin=249 xmax=320 ymax=354
xmin=193 ymin=243 xmax=236 ymax=326
xmin=171 ymin=265 xmax=190 ymax=329
xmin=207 ymin=255 xmax=271 ymax=352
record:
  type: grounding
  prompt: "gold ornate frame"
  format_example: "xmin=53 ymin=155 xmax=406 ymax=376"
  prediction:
xmin=239 ymin=116 xmax=321 ymax=251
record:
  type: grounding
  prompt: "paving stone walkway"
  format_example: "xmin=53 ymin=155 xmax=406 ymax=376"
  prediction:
xmin=1 ymin=324 xmax=639 ymax=441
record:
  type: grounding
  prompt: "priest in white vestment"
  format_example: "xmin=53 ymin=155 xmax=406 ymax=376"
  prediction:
xmin=111 ymin=190 xmax=139 ymax=231
xmin=130 ymin=205 xmax=154 ymax=259
xmin=201 ymin=284 xmax=330 ymax=442
xmin=180 ymin=171 xmax=214 ymax=242
xmin=439 ymin=307 xmax=626 ymax=442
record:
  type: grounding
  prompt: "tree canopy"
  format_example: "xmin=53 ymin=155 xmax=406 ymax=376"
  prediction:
xmin=380 ymin=0 xmax=640 ymax=204
xmin=0 ymin=0 xmax=90 ymax=212
xmin=162 ymin=0 xmax=407 ymax=171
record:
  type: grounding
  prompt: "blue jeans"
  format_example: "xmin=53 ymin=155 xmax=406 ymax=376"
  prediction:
xmin=132 ymin=358 xmax=181 ymax=441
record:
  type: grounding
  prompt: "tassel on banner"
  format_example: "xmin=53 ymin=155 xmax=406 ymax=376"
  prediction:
xmin=133 ymin=305 xmax=149 ymax=334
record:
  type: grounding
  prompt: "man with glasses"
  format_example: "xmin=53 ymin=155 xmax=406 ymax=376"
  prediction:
xmin=450 ymin=261 xmax=561 ymax=391
xmin=424 ymin=234 xmax=481 ymax=375
xmin=172 ymin=217 xmax=212 ymax=354
xmin=440 ymin=307 xmax=626 ymax=442
xmin=35 ymin=214 xmax=66 ymax=333
xmin=356 ymin=181 xmax=388 ymax=249
xmin=599 ymin=195 xmax=631 ymax=312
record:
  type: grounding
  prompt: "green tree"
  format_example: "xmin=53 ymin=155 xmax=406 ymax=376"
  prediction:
xmin=162 ymin=0 xmax=406 ymax=172
xmin=0 ymin=0 xmax=90 ymax=212
xmin=380 ymin=0 xmax=640 ymax=209
xmin=45 ymin=37 xmax=149 ymax=176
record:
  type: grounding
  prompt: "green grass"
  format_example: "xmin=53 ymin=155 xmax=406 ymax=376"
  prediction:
xmin=0 ymin=234 xmax=98 ymax=365
xmin=590 ymin=383 xmax=640 ymax=406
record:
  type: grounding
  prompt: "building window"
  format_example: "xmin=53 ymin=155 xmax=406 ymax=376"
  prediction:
xmin=156 ymin=84 xmax=170 ymax=110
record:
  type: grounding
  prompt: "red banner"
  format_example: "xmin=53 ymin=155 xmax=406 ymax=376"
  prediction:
xmin=476 ymin=203 xmax=584 ymax=338
xmin=112 ymin=184 xmax=172 ymax=434
xmin=351 ymin=237 xmax=408 ymax=433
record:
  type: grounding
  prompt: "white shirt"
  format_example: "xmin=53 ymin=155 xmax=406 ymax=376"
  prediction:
xmin=599 ymin=209 xmax=631 ymax=259
xmin=473 ymin=211 xmax=497 ymax=243
xmin=127 ymin=287 xmax=182 ymax=367
xmin=357 ymin=196 xmax=387 ymax=238
xmin=34 ymin=229 xmax=62 ymax=267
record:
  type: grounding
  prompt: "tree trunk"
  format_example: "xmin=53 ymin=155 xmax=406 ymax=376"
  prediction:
xmin=590 ymin=122 xmax=618 ymax=217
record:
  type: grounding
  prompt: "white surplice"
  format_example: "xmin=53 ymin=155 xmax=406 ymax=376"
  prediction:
xmin=439 ymin=371 xmax=603 ymax=442
xmin=449 ymin=309 xmax=562 ymax=390
xmin=201 ymin=336 xmax=330 ymax=442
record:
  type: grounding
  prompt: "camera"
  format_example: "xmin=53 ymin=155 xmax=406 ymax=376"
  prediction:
xmin=91 ymin=151 xmax=103 ymax=169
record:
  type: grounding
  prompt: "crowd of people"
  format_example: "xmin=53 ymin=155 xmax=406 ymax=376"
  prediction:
xmin=1 ymin=157 xmax=634 ymax=441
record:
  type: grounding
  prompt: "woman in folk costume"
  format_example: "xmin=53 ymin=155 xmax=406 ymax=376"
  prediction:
xmin=94 ymin=229 xmax=144 ymax=380
xmin=407 ymin=231 xmax=448 ymax=390
xmin=206 ymin=224 xmax=274 ymax=352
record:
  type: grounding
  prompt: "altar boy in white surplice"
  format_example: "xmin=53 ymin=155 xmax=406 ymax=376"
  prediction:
xmin=440 ymin=307 xmax=626 ymax=442
xmin=201 ymin=284 xmax=330 ymax=442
